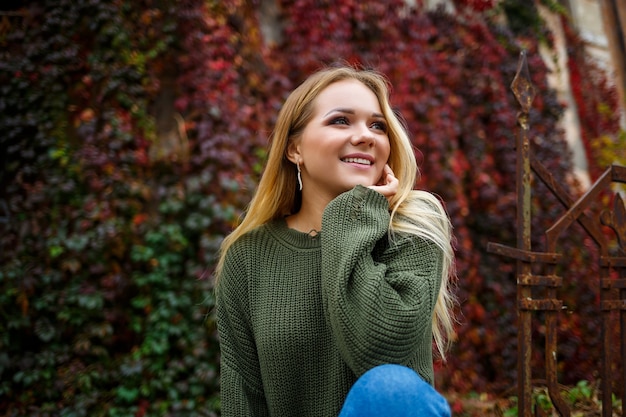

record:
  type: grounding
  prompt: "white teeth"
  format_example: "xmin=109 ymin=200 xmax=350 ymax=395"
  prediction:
xmin=342 ymin=157 xmax=372 ymax=165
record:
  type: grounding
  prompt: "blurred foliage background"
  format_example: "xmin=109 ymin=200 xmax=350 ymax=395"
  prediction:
xmin=1 ymin=0 xmax=625 ymax=415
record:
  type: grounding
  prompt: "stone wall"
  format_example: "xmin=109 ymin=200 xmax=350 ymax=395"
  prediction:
xmin=540 ymin=0 xmax=624 ymax=187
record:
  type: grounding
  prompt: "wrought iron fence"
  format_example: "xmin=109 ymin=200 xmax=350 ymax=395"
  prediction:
xmin=487 ymin=51 xmax=626 ymax=417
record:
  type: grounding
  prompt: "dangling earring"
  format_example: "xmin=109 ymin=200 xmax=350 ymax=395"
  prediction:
xmin=296 ymin=162 xmax=303 ymax=191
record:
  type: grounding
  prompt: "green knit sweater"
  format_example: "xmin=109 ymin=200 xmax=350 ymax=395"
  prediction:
xmin=216 ymin=185 xmax=444 ymax=417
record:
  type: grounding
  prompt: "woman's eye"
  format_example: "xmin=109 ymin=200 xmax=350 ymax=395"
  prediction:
xmin=371 ymin=121 xmax=388 ymax=132
xmin=330 ymin=116 xmax=349 ymax=125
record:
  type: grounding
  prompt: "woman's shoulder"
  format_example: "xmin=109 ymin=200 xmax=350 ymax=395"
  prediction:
xmin=225 ymin=222 xmax=273 ymax=256
xmin=218 ymin=223 xmax=273 ymax=291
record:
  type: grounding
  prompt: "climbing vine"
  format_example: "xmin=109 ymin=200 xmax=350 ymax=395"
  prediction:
xmin=0 ymin=0 xmax=622 ymax=414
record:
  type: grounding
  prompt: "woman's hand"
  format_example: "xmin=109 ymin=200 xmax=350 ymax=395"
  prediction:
xmin=368 ymin=164 xmax=398 ymax=201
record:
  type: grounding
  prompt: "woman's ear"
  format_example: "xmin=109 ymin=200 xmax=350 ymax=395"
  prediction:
xmin=286 ymin=140 xmax=301 ymax=164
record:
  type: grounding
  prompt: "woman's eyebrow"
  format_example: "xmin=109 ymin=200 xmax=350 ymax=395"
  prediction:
xmin=323 ymin=108 xmax=354 ymax=117
xmin=323 ymin=108 xmax=385 ymax=118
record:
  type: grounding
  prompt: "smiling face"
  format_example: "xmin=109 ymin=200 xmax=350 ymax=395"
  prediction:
xmin=288 ymin=79 xmax=391 ymax=202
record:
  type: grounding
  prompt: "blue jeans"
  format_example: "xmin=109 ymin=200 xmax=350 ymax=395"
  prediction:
xmin=338 ymin=364 xmax=451 ymax=417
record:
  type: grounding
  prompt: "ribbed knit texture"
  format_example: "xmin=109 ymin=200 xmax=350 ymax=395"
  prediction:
xmin=216 ymin=185 xmax=444 ymax=417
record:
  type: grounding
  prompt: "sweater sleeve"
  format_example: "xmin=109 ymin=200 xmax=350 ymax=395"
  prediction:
xmin=216 ymin=243 xmax=270 ymax=417
xmin=320 ymin=185 xmax=443 ymax=377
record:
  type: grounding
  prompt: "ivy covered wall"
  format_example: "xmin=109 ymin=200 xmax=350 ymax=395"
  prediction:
xmin=0 ymin=0 xmax=623 ymax=415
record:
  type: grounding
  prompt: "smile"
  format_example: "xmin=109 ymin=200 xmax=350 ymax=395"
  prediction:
xmin=341 ymin=157 xmax=373 ymax=166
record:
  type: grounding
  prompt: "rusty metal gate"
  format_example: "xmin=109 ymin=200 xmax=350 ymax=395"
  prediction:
xmin=487 ymin=51 xmax=626 ymax=417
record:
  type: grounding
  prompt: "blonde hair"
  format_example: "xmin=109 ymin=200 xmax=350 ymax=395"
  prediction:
xmin=215 ymin=65 xmax=456 ymax=358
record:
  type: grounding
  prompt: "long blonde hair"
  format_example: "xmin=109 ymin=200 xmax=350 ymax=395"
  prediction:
xmin=215 ymin=65 xmax=456 ymax=358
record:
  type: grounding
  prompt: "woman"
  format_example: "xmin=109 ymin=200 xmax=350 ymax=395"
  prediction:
xmin=215 ymin=65 xmax=456 ymax=416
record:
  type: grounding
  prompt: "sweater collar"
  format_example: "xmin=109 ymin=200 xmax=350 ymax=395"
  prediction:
xmin=266 ymin=218 xmax=321 ymax=250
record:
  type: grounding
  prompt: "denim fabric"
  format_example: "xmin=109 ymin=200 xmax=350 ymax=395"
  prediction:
xmin=338 ymin=364 xmax=451 ymax=417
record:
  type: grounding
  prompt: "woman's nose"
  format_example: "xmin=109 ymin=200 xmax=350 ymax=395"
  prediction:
xmin=351 ymin=124 xmax=375 ymax=147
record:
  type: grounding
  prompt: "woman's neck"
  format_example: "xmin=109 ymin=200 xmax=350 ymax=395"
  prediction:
xmin=286 ymin=192 xmax=330 ymax=234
